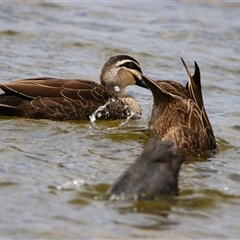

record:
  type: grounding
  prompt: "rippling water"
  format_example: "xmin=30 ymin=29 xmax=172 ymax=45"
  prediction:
xmin=1 ymin=1 xmax=240 ymax=239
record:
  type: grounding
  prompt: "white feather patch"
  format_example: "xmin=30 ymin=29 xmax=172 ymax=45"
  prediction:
xmin=114 ymin=86 xmax=120 ymax=92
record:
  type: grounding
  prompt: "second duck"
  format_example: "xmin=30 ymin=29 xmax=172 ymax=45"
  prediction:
xmin=0 ymin=55 xmax=148 ymax=120
xmin=142 ymin=58 xmax=216 ymax=152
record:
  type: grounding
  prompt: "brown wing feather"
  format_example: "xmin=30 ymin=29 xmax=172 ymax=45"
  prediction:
xmin=181 ymin=58 xmax=204 ymax=108
xmin=0 ymin=78 xmax=115 ymax=102
xmin=156 ymin=80 xmax=191 ymax=99
xmin=0 ymin=78 xmax=132 ymax=120
xmin=29 ymin=97 xmax=99 ymax=120
xmin=181 ymin=58 xmax=215 ymax=145
xmin=143 ymin=74 xmax=191 ymax=101
xmin=0 ymin=78 xmax=64 ymax=98
xmin=27 ymin=96 xmax=131 ymax=120
xmin=144 ymin=59 xmax=216 ymax=152
xmin=175 ymin=99 xmax=216 ymax=151
xmin=142 ymin=75 xmax=170 ymax=100
xmin=61 ymin=80 xmax=115 ymax=101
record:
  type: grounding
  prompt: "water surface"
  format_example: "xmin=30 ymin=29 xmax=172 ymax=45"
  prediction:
xmin=0 ymin=2 xmax=240 ymax=239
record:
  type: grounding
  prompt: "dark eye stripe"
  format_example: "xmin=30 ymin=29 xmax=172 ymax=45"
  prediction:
xmin=119 ymin=62 xmax=142 ymax=73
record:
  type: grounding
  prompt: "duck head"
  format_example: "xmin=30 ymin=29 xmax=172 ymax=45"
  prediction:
xmin=100 ymin=55 xmax=148 ymax=96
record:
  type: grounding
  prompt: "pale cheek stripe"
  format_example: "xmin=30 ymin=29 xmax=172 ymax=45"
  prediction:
xmin=115 ymin=59 xmax=141 ymax=69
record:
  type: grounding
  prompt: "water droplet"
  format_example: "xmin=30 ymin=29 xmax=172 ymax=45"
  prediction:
xmin=89 ymin=101 xmax=110 ymax=123
xmin=56 ymin=179 xmax=85 ymax=190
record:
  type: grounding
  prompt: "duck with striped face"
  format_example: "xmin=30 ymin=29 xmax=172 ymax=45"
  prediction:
xmin=100 ymin=55 xmax=148 ymax=117
xmin=0 ymin=55 xmax=148 ymax=120
xmin=100 ymin=55 xmax=146 ymax=96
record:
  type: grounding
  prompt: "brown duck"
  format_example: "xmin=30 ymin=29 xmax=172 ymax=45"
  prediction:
xmin=142 ymin=58 xmax=216 ymax=152
xmin=0 ymin=55 xmax=148 ymax=120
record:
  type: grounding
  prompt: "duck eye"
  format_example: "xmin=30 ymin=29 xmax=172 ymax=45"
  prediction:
xmin=127 ymin=62 xmax=135 ymax=69
xmin=119 ymin=61 xmax=142 ymax=73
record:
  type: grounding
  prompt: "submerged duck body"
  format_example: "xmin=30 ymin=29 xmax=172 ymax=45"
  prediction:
xmin=108 ymin=138 xmax=185 ymax=198
xmin=142 ymin=58 xmax=216 ymax=152
xmin=0 ymin=55 xmax=148 ymax=120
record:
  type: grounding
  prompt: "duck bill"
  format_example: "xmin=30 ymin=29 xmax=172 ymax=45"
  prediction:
xmin=135 ymin=74 xmax=149 ymax=89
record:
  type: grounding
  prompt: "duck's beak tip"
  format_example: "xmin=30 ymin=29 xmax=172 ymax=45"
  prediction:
xmin=136 ymin=74 xmax=149 ymax=89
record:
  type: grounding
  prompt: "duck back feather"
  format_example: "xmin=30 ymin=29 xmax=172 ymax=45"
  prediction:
xmin=143 ymin=58 xmax=216 ymax=152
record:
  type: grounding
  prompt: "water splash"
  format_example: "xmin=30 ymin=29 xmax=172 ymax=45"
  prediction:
xmin=88 ymin=99 xmax=142 ymax=132
xmin=89 ymin=101 xmax=111 ymax=123
xmin=56 ymin=179 xmax=85 ymax=190
xmin=118 ymin=111 xmax=138 ymax=128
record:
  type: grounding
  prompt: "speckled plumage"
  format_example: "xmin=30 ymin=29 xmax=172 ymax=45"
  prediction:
xmin=0 ymin=55 xmax=148 ymax=120
xmin=143 ymin=58 xmax=216 ymax=152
